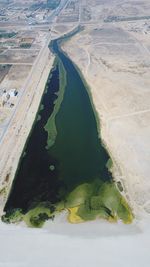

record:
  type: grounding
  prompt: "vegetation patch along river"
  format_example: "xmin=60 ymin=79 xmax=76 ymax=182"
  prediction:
xmin=2 ymin=30 xmax=133 ymax=227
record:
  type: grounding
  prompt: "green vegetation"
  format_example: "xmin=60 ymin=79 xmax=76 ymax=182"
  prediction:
xmin=2 ymin=180 xmax=133 ymax=227
xmin=31 ymin=0 xmax=60 ymax=11
xmin=0 ymin=64 xmax=11 ymax=70
xmin=0 ymin=187 xmax=7 ymax=197
xmin=0 ymin=32 xmax=16 ymax=39
xmin=24 ymin=202 xmax=55 ymax=228
xmin=47 ymin=0 xmax=60 ymax=9
xmin=36 ymin=104 xmax=44 ymax=121
xmin=36 ymin=114 xmax=41 ymax=122
xmin=2 ymin=208 xmax=23 ymax=224
xmin=20 ymin=43 xmax=31 ymax=49
xmin=44 ymin=57 xmax=66 ymax=149
xmin=66 ymin=180 xmax=133 ymax=224
xmin=65 ymin=183 xmax=94 ymax=208
xmin=40 ymin=104 xmax=44 ymax=111
xmin=49 ymin=165 xmax=55 ymax=171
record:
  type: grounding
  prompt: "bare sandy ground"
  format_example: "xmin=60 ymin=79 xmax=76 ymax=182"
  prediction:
xmin=0 ymin=65 xmax=32 ymax=91
xmin=62 ymin=23 xmax=150 ymax=219
xmin=0 ymin=214 xmax=150 ymax=267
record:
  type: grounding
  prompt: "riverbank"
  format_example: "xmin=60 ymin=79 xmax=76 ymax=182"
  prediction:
xmin=61 ymin=28 xmax=150 ymax=219
xmin=0 ymin=44 xmax=55 ymax=214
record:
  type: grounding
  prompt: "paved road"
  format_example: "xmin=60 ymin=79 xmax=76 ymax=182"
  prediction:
xmin=0 ymin=62 xmax=33 ymax=65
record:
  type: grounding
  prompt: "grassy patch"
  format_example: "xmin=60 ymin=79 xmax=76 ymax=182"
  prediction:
xmin=24 ymin=202 xmax=55 ymax=228
xmin=20 ymin=43 xmax=31 ymax=49
xmin=2 ymin=208 xmax=23 ymax=224
xmin=65 ymin=183 xmax=94 ymax=208
xmin=47 ymin=0 xmax=60 ymax=9
xmin=65 ymin=180 xmax=133 ymax=224
xmin=2 ymin=180 xmax=133 ymax=227
xmin=31 ymin=0 xmax=60 ymax=10
xmin=44 ymin=57 xmax=66 ymax=149
xmin=0 ymin=32 xmax=16 ymax=39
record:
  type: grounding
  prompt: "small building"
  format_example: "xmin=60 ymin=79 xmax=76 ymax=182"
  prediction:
xmin=8 ymin=89 xmax=18 ymax=97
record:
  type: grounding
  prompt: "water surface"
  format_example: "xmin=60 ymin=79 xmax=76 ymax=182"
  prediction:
xmin=4 ymin=35 xmax=133 ymax=226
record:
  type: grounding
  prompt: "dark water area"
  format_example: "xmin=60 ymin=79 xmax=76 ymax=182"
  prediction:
xmin=49 ymin=41 xmax=110 ymax=187
xmin=5 ymin=39 xmax=111 ymax=213
xmin=5 ymin=65 xmax=61 ymax=211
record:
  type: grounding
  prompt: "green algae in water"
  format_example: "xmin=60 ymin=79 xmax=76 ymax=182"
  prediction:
xmin=3 ymin=35 xmax=133 ymax=227
xmin=65 ymin=180 xmax=133 ymax=224
xmin=23 ymin=202 xmax=55 ymax=228
xmin=44 ymin=58 xmax=66 ymax=149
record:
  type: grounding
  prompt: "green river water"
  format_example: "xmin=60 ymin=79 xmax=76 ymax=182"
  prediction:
xmin=3 ymin=30 xmax=133 ymax=227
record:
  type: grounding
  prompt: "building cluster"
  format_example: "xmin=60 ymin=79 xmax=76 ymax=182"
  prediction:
xmin=0 ymin=88 xmax=18 ymax=108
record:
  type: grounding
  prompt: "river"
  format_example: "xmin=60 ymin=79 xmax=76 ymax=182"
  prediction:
xmin=3 ymin=31 xmax=132 ymax=227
